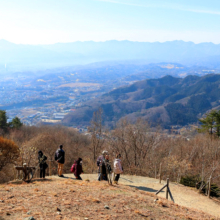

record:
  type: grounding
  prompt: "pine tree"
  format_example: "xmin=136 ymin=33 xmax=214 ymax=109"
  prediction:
xmin=0 ymin=110 xmax=7 ymax=132
xmin=9 ymin=117 xmax=23 ymax=129
xmin=199 ymin=110 xmax=220 ymax=137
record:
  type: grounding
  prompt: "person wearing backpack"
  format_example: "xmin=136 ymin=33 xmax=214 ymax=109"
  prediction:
xmin=113 ymin=154 xmax=123 ymax=184
xmin=101 ymin=154 xmax=112 ymax=181
xmin=71 ymin=158 xmax=83 ymax=180
xmin=54 ymin=145 xmax=65 ymax=177
xmin=38 ymin=150 xmax=48 ymax=179
xmin=97 ymin=150 xmax=108 ymax=181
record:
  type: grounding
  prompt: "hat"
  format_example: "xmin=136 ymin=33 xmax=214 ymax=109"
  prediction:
xmin=102 ymin=150 xmax=108 ymax=155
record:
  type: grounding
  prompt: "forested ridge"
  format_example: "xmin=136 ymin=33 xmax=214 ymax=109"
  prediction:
xmin=63 ymin=74 xmax=220 ymax=128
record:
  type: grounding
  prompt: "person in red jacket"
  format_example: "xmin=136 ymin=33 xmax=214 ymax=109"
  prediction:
xmin=72 ymin=158 xmax=83 ymax=180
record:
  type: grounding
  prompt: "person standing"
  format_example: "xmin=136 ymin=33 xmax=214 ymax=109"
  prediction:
xmin=55 ymin=145 xmax=65 ymax=177
xmin=71 ymin=158 xmax=83 ymax=180
xmin=113 ymin=154 xmax=123 ymax=184
xmin=102 ymin=154 xmax=112 ymax=181
xmin=38 ymin=150 xmax=48 ymax=179
xmin=97 ymin=150 xmax=108 ymax=181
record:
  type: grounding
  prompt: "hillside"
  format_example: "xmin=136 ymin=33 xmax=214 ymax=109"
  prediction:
xmin=0 ymin=175 xmax=218 ymax=220
xmin=63 ymin=74 xmax=220 ymax=128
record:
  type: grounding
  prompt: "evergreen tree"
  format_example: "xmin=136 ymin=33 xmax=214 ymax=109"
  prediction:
xmin=0 ymin=110 xmax=7 ymax=132
xmin=0 ymin=110 xmax=23 ymax=132
xmin=10 ymin=116 xmax=23 ymax=129
xmin=213 ymin=110 xmax=220 ymax=137
xmin=199 ymin=110 xmax=220 ymax=137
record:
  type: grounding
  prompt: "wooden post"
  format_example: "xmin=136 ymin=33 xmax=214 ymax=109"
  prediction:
xmin=155 ymin=177 xmax=174 ymax=203
xmin=49 ymin=160 xmax=52 ymax=176
xmin=208 ymin=177 xmax=211 ymax=198
xmin=23 ymin=163 xmax=27 ymax=180
xmin=159 ymin=163 xmax=162 ymax=183
xmin=18 ymin=170 xmax=20 ymax=180
xmin=14 ymin=166 xmax=17 ymax=180
xmin=166 ymin=178 xmax=169 ymax=200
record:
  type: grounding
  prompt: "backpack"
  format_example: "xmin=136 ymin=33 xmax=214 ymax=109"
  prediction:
xmin=71 ymin=164 xmax=75 ymax=173
xmin=55 ymin=149 xmax=61 ymax=161
xmin=114 ymin=159 xmax=122 ymax=174
xmin=114 ymin=159 xmax=120 ymax=169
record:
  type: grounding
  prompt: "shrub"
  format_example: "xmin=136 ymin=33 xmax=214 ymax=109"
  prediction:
xmin=180 ymin=175 xmax=200 ymax=187
xmin=0 ymin=136 xmax=20 ymax=171
xmin=210 ymin=183 xmax=220 ymax=197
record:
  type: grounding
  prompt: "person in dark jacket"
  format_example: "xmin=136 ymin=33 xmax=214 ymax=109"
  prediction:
xmin=38 ymin=150 xmax=48 ymax=179
xmin=97 ymin=150 xmax=108 ymax=181
xmin=54 ymin=145 xmax=65 ymax=177
xmin=72 ymin=158 xmax=83 ymax=180
xmin=101 ymin=154 xmax=112 ymax=181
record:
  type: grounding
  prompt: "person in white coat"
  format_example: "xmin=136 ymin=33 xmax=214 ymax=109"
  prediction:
xmin=113 ymin=154 xmax=123 ymax=184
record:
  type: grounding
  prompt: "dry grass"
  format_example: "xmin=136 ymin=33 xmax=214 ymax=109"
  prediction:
xmin=0 ymin=177 xmax=218 ymax=220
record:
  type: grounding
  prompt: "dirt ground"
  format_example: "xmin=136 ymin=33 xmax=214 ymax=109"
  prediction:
xmin=0 ymin=174 xmax=219 ymax=220
xmin=78 ymin=174 xmax=220 ymax=218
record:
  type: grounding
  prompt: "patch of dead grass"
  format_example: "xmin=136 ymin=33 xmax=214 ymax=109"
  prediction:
xmin=0 ymin=177 xmax=217 ymax=220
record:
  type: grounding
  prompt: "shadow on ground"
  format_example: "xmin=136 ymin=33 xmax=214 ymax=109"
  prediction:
xmin=128 ymin=185 xmax=162 ymax=193
xmin=9 ymin=178 xmax=53 ymax=184
xmin=32 ymin=178 xmax=53 ymax=183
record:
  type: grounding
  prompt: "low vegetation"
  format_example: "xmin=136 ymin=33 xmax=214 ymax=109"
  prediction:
xmin=0 ymin=178 xmax=216 ymax=220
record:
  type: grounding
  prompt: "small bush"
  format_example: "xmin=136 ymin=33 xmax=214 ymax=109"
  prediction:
xmin=195 ymin=180 xmax=220 ymax=198
xmin=180 ymin=175 xmax=200 ymax=187
xmin=210 ymin=183 xmax=220 ymax=197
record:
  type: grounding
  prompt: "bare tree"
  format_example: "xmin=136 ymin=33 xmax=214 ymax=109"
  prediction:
xmin=88 ymin=108 xmax=105 ymax=163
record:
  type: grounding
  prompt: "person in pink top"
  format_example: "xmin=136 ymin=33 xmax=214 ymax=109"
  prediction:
xmin=71 ymin=158 xmax=83 ymax=180
xmin=113 ymin=154 xmax=123 ymax=184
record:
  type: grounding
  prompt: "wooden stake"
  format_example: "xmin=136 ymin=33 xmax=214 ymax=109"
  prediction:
xmin=155 ymin=178 xmax=174 ymax=203
xmin=166 ymin=178 xmax=169 ymax=200
xmin=22 ymin=163 xmax=28 ymax=181
xmin=159 ymin=163 xmax=162 ymax=183
xmin=168 ymin=187 xmax=175 ymax=202
xmin=155 ymin=184 xmax=167 ymax=195
xmin=208 ymin=177 xmax=211 ymax=198
xmin=14 ymin=166 xmax=16 ymax=180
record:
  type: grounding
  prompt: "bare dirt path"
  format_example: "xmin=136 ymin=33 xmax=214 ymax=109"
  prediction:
xmin=60 ymin=173 xmax=220 ymax=218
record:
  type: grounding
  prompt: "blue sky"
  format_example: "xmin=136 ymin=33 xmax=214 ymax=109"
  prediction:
xmin=0 ymin=0 xmax=220 ymax=44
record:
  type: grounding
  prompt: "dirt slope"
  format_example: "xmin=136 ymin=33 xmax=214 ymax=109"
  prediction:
xmin=79 ymin=174 xmax=220 ymax=218
xmin=0 ymin=175 xmax=218 ymax=220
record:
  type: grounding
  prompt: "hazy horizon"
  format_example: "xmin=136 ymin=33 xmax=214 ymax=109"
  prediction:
xmin=1 ymin=0 xmax=220 ymax=45
xmin=1 ymin=39 xmax=220 ymax=46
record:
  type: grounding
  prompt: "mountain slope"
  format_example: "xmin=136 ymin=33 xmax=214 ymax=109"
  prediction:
xmin=62 ymin=74 xmax=220 ymax=128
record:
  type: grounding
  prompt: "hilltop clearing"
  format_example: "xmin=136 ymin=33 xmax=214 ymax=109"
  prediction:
xmin=0 ymin=175 xmax=219 ymax=220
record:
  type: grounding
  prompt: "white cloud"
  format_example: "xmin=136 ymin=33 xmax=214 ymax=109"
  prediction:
xmin=96 ymin=0 xmax=220 ymax=16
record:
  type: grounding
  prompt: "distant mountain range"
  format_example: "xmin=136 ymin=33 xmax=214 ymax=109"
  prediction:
xmin=62 ymin=74 xmax=220 ymax=128
xmin=1 ymin=39 xmax=220 ymax=73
